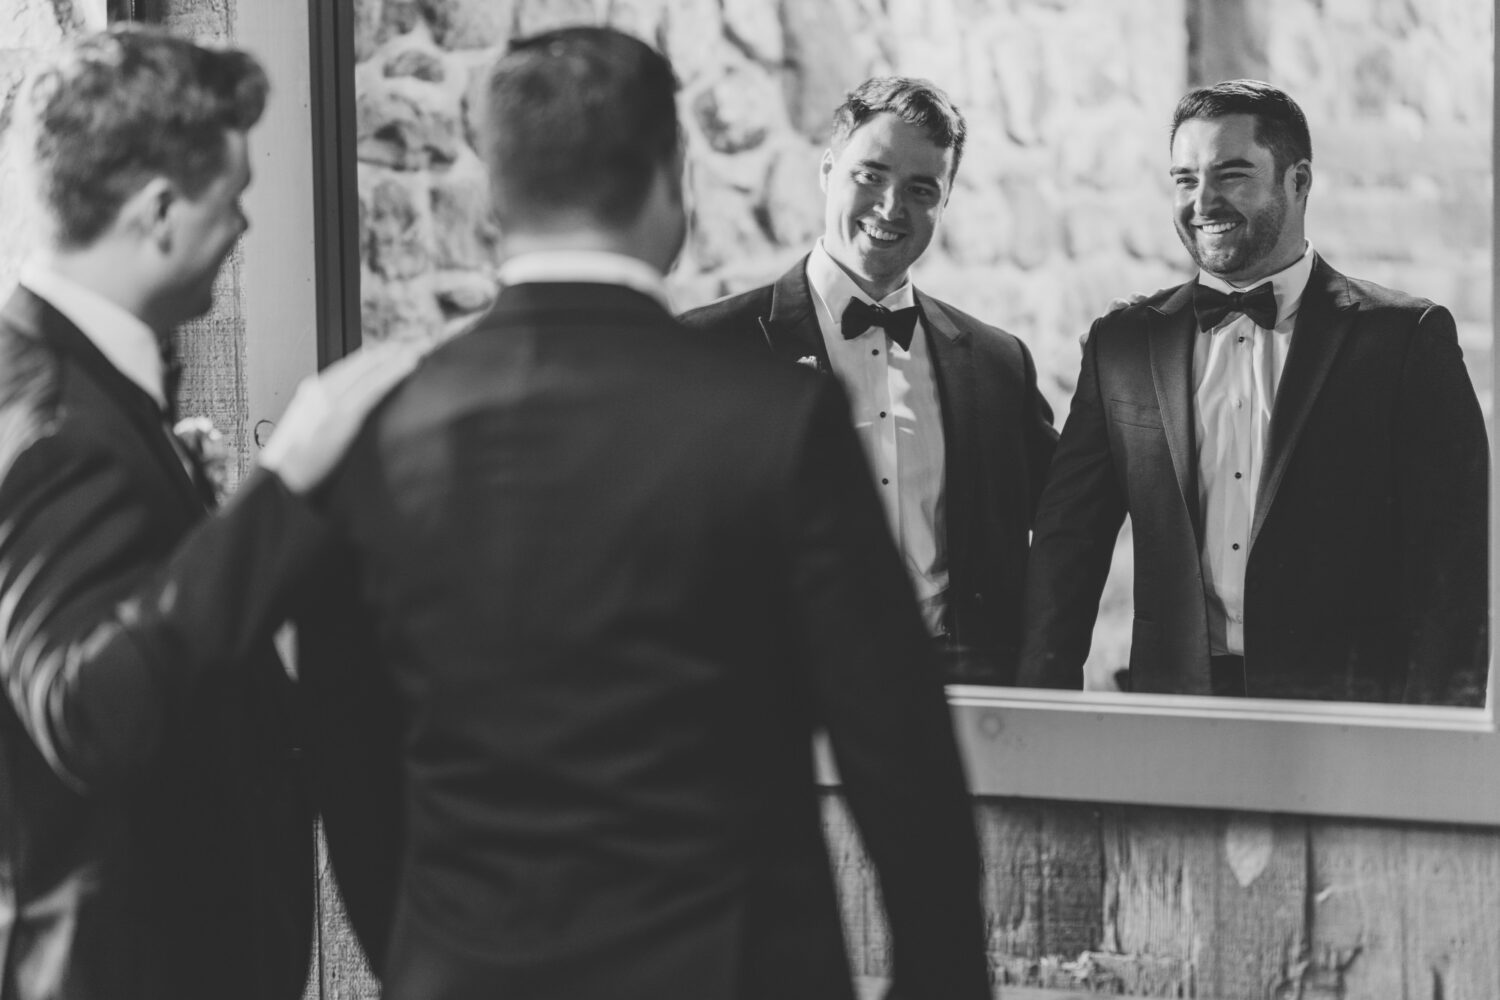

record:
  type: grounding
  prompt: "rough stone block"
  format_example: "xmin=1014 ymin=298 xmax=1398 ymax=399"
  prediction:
xmin=433 ymin=269 xmax=498 ymax=316
xmin=4 ymin=0 xmax=75 ymax=49
xmin=430 ymin=148 xmax=501 ymax=269
xmin=513 ymin=0 xmax=601 ymax=39
xmin=356 ymin=73 xmax=462 ymax=171
xmin=354 ymin=0 xmax=385 ymax=61
xmin=421 ymin=0 xmax=515 ymax=49
xmin=721 ymin=0 xmax=783 ymax=65
xmin=361 ymin=168 xmax=433 ymax=280
xmin=657 ymin=0 xmax=724 ymax=87
xmin=385 ymin=45 xmax=447 ymax=83
xmin=362 ymin=271 xmax=446 ymax=342
xmin=760 ymin=141 xmax=826 ymax=248
xmin=692 ymin=62 xmax=780 ymax=154
xmin=781 ymin=0 xmax=888 ymax=142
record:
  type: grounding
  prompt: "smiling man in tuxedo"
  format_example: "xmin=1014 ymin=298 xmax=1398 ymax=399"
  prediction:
xmin=0 ymin=26 xmax=417 ymax=1000
xmin=300 ymin=27 xmax=990 ymax=1000
xmin=1019 ymin=80 xmax=1488 ymax=704
xmin=678 ymin=76 xmax=1058 ymax=684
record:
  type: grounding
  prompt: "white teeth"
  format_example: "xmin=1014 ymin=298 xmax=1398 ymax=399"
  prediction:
xmin=859 ymin=222 xmax=901 ymax=242
xmin=1196 ymin=220 xmax=1240 ymax=235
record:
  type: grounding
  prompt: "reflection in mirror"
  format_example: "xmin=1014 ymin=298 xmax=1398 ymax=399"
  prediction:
xmin=348 ymin=0 xmax=1491 ymax=705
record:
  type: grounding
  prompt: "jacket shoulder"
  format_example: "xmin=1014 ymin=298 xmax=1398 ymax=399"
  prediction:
xmin=920 ymin=293 xmax=1034 ymax=362
xmin=1339 ymin=274 xmax=1442 ymax=316
xmin=675 ymin=284 xmax=775 ymax=335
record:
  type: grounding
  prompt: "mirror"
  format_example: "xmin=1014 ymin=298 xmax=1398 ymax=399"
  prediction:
xmin=322 ymin=0 xmax=1498 ymax=819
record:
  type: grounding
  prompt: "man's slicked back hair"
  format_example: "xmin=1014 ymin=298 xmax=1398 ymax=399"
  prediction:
xmin=25 ymin=25 xmax=267 ymax=249
xmin=830 ymin=76 xmax=967 ymax=181
xmin=484 ymin=26 xmax=680 ymax=230
xmin=1170 ymin=79 xmax=1313 ymax=177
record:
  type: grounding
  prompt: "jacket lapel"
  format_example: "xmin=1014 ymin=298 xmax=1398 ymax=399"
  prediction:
xmin=915 ymin=290 xmax=977 ymax=595
xmin=1249 ymin=254 xmax=1355 ymax=551
xmin=1146 ymin=283 xmax=1200 ymax=536
xmin=758 ymin=257 xmax=833 ymax=373
xmin=3 ymin=287 xmax=205 ymax=513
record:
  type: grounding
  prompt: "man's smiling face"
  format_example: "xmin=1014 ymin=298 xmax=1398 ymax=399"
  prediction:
xmin=819 ymin=111 xmax=954 ymax=300
xmin=1170 ymin=113 xmax=1307 ymax=285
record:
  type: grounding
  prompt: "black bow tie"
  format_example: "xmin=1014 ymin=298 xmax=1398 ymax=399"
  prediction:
xmin=1193 ymin=282 xmax=1278 ymax=333
xmin=841 ymin=298 xmax=920 ymax=351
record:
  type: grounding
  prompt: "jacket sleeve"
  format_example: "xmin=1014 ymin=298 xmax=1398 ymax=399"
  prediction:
xmin=296 ymin=540 xmax=404 ymax=975
xmin=1395 ymin=304 xmax=1489 ymax=706
xmin=1017 ymin=318 xmax=1129 ymax=688
xmin=0 ymin=430 xmax=332 ymax=792
xmin=780 ymin=378 xmax=991 ymax=1000
xmin=1018 ymin=338 xmax=1060 ymax=522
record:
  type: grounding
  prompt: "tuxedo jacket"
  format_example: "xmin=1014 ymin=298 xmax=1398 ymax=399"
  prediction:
xmin=1018 ymin=255 xmax=1489 ymax=703
xmin=301 ymin=282 xmax=991 ymax=1000
xmin=677 ymin=257 xmax=1058 ymax=681
xmin=0 ymin=287 xmax=328 ymax=1000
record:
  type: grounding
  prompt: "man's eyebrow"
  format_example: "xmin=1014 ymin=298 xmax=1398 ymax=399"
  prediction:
xmin=853 ymin=158 xmax=890 ymax=171
xmin=1170 ymin=157 xmax=1257 ymax=176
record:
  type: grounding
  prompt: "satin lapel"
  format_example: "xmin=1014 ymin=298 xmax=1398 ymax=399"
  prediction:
xmin=1249 ymin=256 xmax=1355 ymax=552
xmin=915 ymin=291 xmax=977 ymax=585
xmin=1147 ymin=284 xmax=1200 ymax=534
xmin=759 ymin=257 xmax=833 ymax=371
xmin=5 ymin=288 xmax=204 ymax=512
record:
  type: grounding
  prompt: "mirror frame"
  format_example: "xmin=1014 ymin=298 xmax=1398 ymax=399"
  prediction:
xmin=942 ymin=1 xmax=1499 ymax=826
xmin=245 ymin=0 xmax=1498 ymax=826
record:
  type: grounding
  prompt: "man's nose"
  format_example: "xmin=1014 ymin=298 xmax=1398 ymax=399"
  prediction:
xmin=1192 ymin=178 xmax=1220 ymax=216
xmin=874 ymin=184 xmax=905 ymax=219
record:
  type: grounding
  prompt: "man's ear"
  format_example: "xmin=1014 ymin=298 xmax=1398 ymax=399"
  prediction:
xmin=1289 ymin=159 xmax=1313 ymax=202
xmin=818 ymin=148 xmax=834 ymax=193
xmin=115 ymin=177 xmax=177 ymax=251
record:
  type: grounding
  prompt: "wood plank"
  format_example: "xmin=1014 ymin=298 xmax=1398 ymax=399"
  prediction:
xmin=1099 ymin=805 xmax=1308 ymax=997
xmin=1309 ymin=819 xmax=1500 ymax=1000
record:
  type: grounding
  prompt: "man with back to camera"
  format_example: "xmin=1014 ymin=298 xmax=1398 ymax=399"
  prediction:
xmin=678 ymin=76 xmax=1058 ymax=685
xmin=0 ymin=25 xmax=418 ymax=1000
xmin=298 ymin=26 xmax=992 ymax=1000
xmin=1018 ymin=79 xmax=1488 ymax=704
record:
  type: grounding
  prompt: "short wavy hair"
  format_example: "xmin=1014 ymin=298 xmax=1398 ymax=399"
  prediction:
xmin=25 ymin=25 xmax=268 ymax=249
xmin=830 ymin=77 xmax=967 ymax=182
xmin=1170 ymin=79 xmax=1312 ymax=177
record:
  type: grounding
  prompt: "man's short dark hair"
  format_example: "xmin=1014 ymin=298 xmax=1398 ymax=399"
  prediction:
xmin=830 ymin=77 xmax=967 ymax=181
xmin=1170 ymin=79 xmax=1313 ymax=177
xmin=483 ymin=26 xmax=680 ymax=230
xmin=25 ymin=25 xmax=268 ymax=249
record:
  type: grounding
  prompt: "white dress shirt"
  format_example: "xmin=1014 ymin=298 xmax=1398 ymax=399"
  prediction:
xmin=806 ymin=241 xmax=949 ymax=634
xmin=1193 ymin=242 xmax=1315 ymax=655
xmin=19 ymin=260 xmax=167 ymax=410
xmin=498 ymin=250 xmax=671 ymax=310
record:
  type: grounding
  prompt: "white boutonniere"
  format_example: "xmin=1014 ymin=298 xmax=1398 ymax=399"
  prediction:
xmin=796 ymin=355 xmax=825 ymax=374
xmin=173 ymin=416 xmax=231 ymax=500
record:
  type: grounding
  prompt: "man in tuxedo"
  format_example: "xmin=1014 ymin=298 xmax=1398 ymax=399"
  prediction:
xmin=1018 ymin=80 xmax=1488 ymax=704
xmin=0 ymin=26 xmax=417 ymax=1000
xmin=302 ymin=26 xmax=991 ymax=1000
xmin=678 ymin=77 xmax=1057 ymax=684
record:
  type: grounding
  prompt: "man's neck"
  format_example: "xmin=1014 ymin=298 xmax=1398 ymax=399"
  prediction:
xmin=45 ymin=247 xmax=166 ymax=338
xmin=822 ymin=248 xmax=907 ymax=303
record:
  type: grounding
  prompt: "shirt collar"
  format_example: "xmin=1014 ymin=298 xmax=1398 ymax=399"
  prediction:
xmin=1197 ymin=240 xmax=1316 ymax=329
xmin=807 ymin=240 xmax=917 ymax=327
xmin=19 ymin=259 xmax=167 ymax=408
xmin=497 ymin=251 xmax=672 ymax=311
